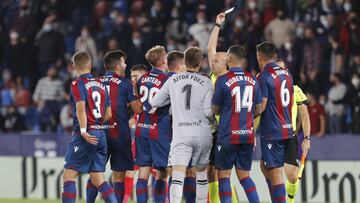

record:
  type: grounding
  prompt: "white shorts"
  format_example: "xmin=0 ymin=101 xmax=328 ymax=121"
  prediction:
xmin=168 ymin=137 xmax=212 ymax=168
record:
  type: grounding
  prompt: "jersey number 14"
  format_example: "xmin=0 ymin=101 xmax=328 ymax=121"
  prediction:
xmin=231 ymin=86 xmax=253 ymax=113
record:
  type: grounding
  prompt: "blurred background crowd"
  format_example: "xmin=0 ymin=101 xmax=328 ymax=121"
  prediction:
xmin=0 ymin=0 xmax=359 ymax=136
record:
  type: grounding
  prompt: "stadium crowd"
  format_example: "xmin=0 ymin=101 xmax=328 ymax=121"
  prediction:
xmin=0 ymin=0 xmax=359 ymax=135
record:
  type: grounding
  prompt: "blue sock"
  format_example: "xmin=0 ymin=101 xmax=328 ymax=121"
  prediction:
xmin=272 ymin=184 xmax=286 ymax=203
xmin=98 ymin=181 xmax=117 ymax=203
xmin=240 ymin=177 xmax=260 ymax=203
xmin=62 ymin=181 xmax=76 ymax=203
xmin=183 ymin=177 xmax=196 ymax=203
xmin=86 ymin=179 xmax=98 ymax=203
xmin=114 ymin=182 xmax=125 ymax=203
xmin=218 ymin=178 xmax=232 ymax=203
xmin=136 ymin=178 xmax=148 ymax=203
xmin=153 ymin=179 xmax=166 ymax=203
xmin=266 ymin=179 xmax=275 ymax=202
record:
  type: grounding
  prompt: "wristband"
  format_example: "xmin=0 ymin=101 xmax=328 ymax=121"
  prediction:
xmin=304 ymin=136 xmax=310 ymax=140
xmin=214 ymin=23 xmax=221 ymax=28
xmin=80 ymin=128 xmax=87 ymax=134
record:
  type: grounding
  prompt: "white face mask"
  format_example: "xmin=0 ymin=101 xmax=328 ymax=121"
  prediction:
xmin=352 ymin=77 xmax=360 ymax=88
xmin=296 ymin=27 xmax=304 ymax=37
xmin=43 ymin=24 xmax=52 ymax=32
xmin=248 ymin=1 xmax=257 ymax=10
xmin=344 ymin=3 xmax=352 ymax=12
xmin=167 ymin=45 xmax=176 ymax=51
xmin=198 ymin=19 xmax=206 ymax=24
xmin=235 ymin=20 xmax=244 ymax=28
xmin=284 ymin=42 xmax=291 ymax=50
xmin=133 ymin=39 xmax=141 ymax=47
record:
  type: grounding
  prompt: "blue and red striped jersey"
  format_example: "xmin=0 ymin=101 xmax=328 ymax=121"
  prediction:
xmin=135 ymin=68 xmax=171 ymax=140
xmin=70 ymin=73 xmax=110 ymax=135
xmin=101 ymin=71 xmax=137 ymax=139
xmin=212 ymin=68 xmax=262 ymax=144
xmin=257 ymin=62 xmax=294 ymax=140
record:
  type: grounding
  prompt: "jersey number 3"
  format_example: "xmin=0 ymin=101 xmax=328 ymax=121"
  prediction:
xmin=92 ymin=91 xmax=102 ymax=118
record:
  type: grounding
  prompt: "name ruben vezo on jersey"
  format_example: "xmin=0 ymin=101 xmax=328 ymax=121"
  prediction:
xmin=225 ymin=74 xmax=256 ymax=87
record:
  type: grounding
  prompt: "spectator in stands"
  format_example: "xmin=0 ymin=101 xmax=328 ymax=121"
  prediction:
xmin=111 ymin=12 xmax=132 ymax=49
xmin=14 ymin=77 xmax=31 ymax=108
xmin=75 ymin=26 xmax=98 ymax=63
xmin=33 ymin=66 xmax=64 ymax=132
xmin=3 ymin=105 xmax=26 ymax=132
xmin=125 ymin=31 xmax=147 ymax=74
xmin=188 ymin=9 xmax=213 ymax=52
xmin=326 ymin=73 xmax=347 ymax=134
xmin=302 ymin=25 xmax=322 ymax=77
xmin=307 ymin=92 xmax=326 ymax=138
xmin=345 ymin=73 xmax=360 ymax=134
xmin=166 ymin=6 xmax=188 ymax=43
xmin=349 ymin=49 xmax=360 ymax=76
xmin=4 ymin=31 xmax=24 ymax=79
xmin=327 ymin=31 xmax=344 ymax=75
xmin=10 ymin=0 xmax=37 ymax=44
xmin=0 ymin=69 xmax=15 ymax=106
xmin=265 ymin=9 xmax=295 ymax=49
xmin=35 ymin=14 xmax=65 ymax=75
xmin=340 ymin=16 xmax=360 ymax=58
xmin=60 ymin=80 xmax=72 ymax=134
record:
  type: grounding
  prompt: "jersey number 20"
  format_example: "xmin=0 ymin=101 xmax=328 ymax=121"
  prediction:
xmin=139 ymin=86 xmax=160 ymax=103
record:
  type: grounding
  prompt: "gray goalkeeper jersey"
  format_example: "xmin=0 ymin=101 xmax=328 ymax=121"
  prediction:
xmin=151 ymin=71 xmax=214 ymax=139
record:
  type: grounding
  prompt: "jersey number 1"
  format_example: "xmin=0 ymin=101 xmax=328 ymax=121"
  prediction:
xmin=181 ymin=84 xmax=192 ymax=110
xmin=231 ymin=86 xmax=253 ymax=113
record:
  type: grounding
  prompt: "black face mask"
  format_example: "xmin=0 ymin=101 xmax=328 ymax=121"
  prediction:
xmin=278 ymin=15 xmax=286 ymax=20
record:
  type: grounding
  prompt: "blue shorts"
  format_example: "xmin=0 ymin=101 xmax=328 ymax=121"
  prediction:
xmin=261 ymin=139 xmax=291 ymax=169
xmin=64 ymin=130 xmax=107 ymax=173
xmin=107 ymin=136 xmax=134 ymax=171
xmin=215 ymin=143 xmax=254 ymax=171
xmin=135 ymin=137 xmax=170 ymax=170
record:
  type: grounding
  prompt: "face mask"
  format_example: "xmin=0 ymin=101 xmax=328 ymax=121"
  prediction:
xmin=284 ymin=42 xmax=291 ymax=50
xmin=278 ymin=15 xmax=285 ymax=20
xmin=352 ymin=77 xmax=360 ymax=88
xmin=133 ymin=39 xmax=141 ymax=47
xmin=10 ymin=31 xmax=19 ymax=40
xmin=320 ymin=15 xmax=329 ymax=28
xmin=296 ymin=27 xmax=304 ymax=37
xmin=235 ymin=20 xmax=244 ymax=28
xmin=2 ymin=69 xmax=11 ymax=82
xmin=81 ymin=31 xmax=89 ymax=38
xmin=248 ymin=1 xmax=257 ymax=10
xmin=344 ymin=3 xmax=352 ymax=12
xmin=167 ymin=45 xmax=175 ymax=51
xmin=198 ymin=19 xmax=206 ymax=24
xmin=43 ymin=24 xmax=52 ymax=32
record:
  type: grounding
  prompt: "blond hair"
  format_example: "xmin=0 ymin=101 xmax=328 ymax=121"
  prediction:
xmin=145 ymin=45 xmax=166 ymax=67
xmin=72 ymin=51 xmax=91 ymax=70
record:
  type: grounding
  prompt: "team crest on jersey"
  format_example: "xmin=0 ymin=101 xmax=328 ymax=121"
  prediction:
xmin=74 ymin=146 xmax=79 ymax=152
xmin=267 ymin=144 xmax=272 ymax=150
xmin=217 ymin=145 xmax=222 ymax=151
xmin=72 ymin=81 xmax=77 ymax=85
